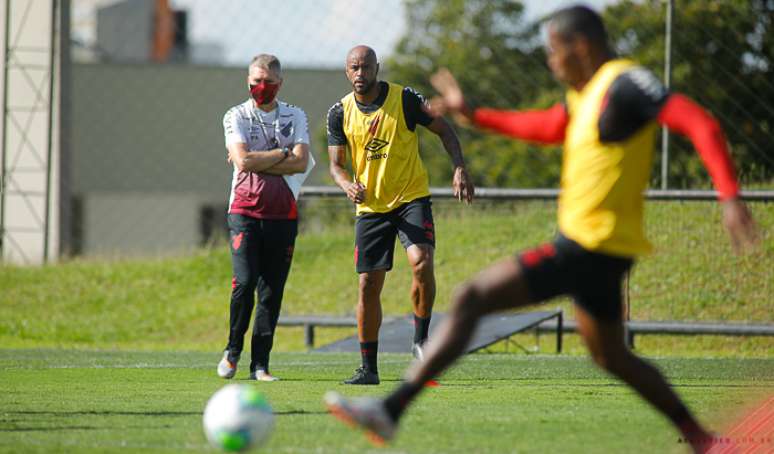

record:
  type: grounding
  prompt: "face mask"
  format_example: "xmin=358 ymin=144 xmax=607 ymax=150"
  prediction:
xmin=249 ymin=81 xmax=280 ymax=105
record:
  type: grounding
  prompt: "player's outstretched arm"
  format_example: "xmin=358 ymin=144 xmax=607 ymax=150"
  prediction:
xmin=427 ymin=67 xmax=567 ymax=144
xmin=657 ymin=94 xmax=759 ymax=252
xmin=328 ymin=145 xmax=365 ymax=204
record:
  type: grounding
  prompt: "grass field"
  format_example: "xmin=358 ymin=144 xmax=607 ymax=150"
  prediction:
xmin=0 ymin=199 xmax=771 ymax=355
xmin=2 ymin=350 xmax=773 ymax=453
xmin=0 ymin=200 xmax=772 ymax=452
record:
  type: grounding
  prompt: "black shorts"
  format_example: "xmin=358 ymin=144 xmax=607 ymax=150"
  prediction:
xmin=354 ymin=197 xmax=435 ymax=273
xmin=517 ymin=234 xmax=633 ymax=321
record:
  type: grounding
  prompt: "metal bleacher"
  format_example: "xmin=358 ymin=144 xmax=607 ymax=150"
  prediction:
xmin=278 ymin=310 xmax=564 ymax=353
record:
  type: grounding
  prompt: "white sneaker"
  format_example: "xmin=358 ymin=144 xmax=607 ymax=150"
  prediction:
xmin=411 ymin=343 xmax=425 ymax=361
xmin=216 ymin=350 xmax=237 ymax=379
xmin=250 ymin=370 xmax=280 ymax=382
xmin=324 ymin=391 xmax=396 ymax=446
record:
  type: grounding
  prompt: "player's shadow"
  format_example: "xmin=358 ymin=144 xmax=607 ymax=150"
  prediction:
xmin=3 ymin=409 xmax=330 ymax=429
xmin=5 ymin=410 xmax=200 ymax=417
xmin=1 ymin=409 xmax=201 ymax=432
xmin=274 ymin=410 xmax=328 ymax=416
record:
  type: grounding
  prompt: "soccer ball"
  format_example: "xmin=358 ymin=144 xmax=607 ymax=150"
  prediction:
xmin=203 ymin=384 xmax=274 ymax=451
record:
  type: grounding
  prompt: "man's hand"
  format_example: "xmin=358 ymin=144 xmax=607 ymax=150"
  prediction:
xmin=427 ymin=68 xmax=472 ymax=126
xmin=722 ymin=198 xmax=759 ymax=253
xmin=346 ymin=181 xmax=366 ymax=204
xmin=453 ymin=166 xmax=474 ymax=204
xmin=430 ymin=68 xmax=465 ymax=112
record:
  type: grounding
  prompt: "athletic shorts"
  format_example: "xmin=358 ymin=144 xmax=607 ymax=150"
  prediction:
xmin=517 ymin=233 xmax=633 ymax=321
xmin=354 ymin=197 xmax=435 ymax=273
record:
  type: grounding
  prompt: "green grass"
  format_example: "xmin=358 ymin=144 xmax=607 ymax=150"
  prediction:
xmin=0 ymin=199 xmax=772 ymax=356
xmin=1 ymin=350 xmax=773 ymax=453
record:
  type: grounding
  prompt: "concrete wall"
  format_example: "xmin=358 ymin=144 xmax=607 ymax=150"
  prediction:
xmin=70 ymin=63 xmax=351 ymax=255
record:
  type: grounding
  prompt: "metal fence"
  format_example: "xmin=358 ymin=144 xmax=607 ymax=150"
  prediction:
xmin=2 ymin=0 xmax=773 ymax=266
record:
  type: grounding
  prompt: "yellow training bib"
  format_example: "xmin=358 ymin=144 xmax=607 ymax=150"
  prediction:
xmin=560 ymin=59 xmax=658 ymax=257
xmin=342 ymin=82 xmax=430 ymax=214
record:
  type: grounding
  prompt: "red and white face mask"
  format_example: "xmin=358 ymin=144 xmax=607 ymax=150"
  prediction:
xmin=249 ymin=81 xmax=280 ymax=105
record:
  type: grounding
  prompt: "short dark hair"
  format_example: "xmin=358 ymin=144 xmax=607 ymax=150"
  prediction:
xmin=550 ymin=5 xmax=609 ymax=50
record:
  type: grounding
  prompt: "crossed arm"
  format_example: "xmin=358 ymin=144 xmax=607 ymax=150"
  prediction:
xmin=227 ymin=142 xmax=310 ymax=175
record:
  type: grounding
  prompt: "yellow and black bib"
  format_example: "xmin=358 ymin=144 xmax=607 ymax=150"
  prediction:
xmin=342 ymin=82 xmax=430 ymax=214
xmin=560 ymin=59 xmax=658 ymax=257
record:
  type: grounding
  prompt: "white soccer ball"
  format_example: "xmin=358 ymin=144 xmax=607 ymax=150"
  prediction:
xmin=203 ymin=384 xmax=275 ymax=452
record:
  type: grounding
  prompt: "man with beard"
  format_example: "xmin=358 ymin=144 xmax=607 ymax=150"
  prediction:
xmin=324 ymin=7 xmax=758 ymax=453
xmin=327 ymin=45 xmax=475 ymax=385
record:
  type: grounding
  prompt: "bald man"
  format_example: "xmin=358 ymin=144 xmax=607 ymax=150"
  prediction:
xmin=325 ymin=7 xmax=757 ymax=452
xmin=327 ymin=45 xmax=474 ymax=385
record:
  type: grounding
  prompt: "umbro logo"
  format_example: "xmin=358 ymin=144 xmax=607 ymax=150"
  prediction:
xmin=364 ymin=138 xmax=389 ymax=152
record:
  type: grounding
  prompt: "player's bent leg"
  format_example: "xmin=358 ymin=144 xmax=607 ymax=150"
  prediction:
xmin=365 ymin=257 xmax=535 ymax=428
xmin=575 ymin=308 xmax=713 ymax=453
xmin=406 ymin=244 xmax=435 ymax=318
xmin=406 ymin=244 xmax=435 ymax=359
xmin=326 ymin=256 xmax=544 ymax=443
xmin=405 ymin=257 xmax=532 ymax=384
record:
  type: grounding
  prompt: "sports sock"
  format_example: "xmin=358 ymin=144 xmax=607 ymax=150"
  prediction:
xmin=384 ymin=381 xmax=423 ymax=422
xmin=413 ymin=315 xmax=431 ymax=345
xmin=670 ymin=405 xmax=707 ymax=438
xmin=360 ymin=341 xmax=378 ymax=374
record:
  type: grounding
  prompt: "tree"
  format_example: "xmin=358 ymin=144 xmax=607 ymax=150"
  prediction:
xmin=604 ymin=0 xmax=774 ymax=188
xmin=387 ymin=0 xmax=774 ymax=188
xmin=385 ymin=0 xmax=563 ymax=188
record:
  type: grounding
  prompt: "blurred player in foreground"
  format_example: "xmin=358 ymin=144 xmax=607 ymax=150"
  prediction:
xmin=218 ymin=54 xmax=314 ymax=381
xmin=327 ymin=45 xmax=474 ymax=385
xmin=325 ymin=5 xmax=758 ymax=453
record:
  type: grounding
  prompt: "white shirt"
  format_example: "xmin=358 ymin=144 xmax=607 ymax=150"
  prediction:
xmin=223 ymin=99 xmax=315 ymax=201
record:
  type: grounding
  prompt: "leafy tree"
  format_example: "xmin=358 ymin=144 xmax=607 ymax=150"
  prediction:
xmin=604 ymin=0 xmax=774 ymax=188
xmin=387 ymin=0 xmax=774 ymax=188
xmin=385 ymin=0 xmax=563 ymax=188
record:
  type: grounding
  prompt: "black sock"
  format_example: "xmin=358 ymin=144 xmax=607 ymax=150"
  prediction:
xmin=413 ymin=315 xmax=431 ymax=345
xmin=360 ymin=341 xmax=378 ymax=374
xmin=670 ymin=405 xmax=704 ymax=436
xmin=384 ymin=381 xmax=423 ymax=422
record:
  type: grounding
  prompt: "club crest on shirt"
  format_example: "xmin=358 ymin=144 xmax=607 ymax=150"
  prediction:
xmin=281 ymin=122 xmax=293 ymax=137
